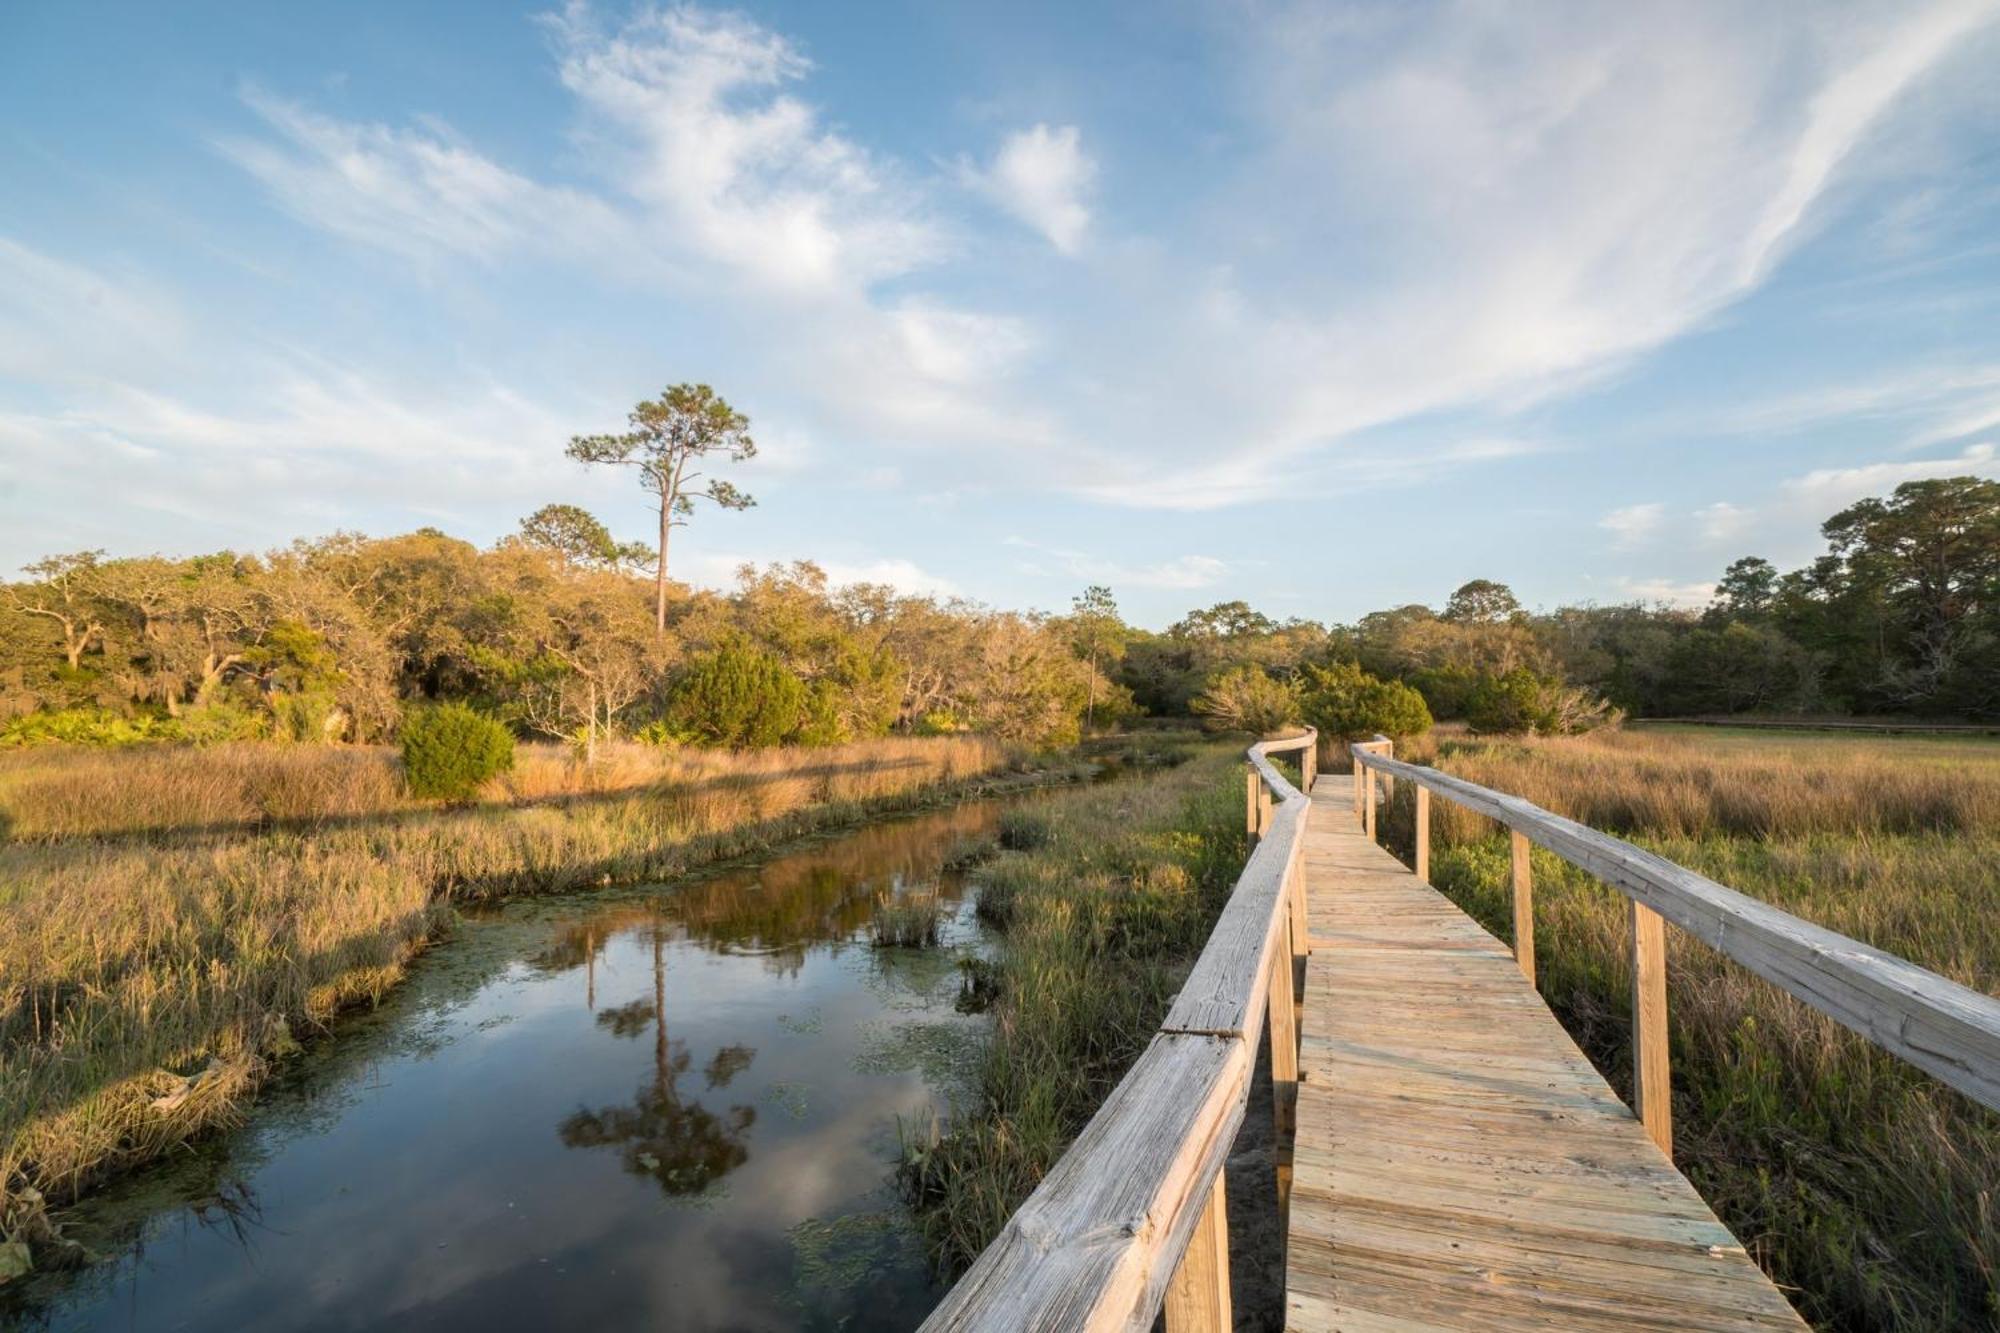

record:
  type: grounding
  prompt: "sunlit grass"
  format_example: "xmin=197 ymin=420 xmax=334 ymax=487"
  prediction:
xmin=0 ymin=734 xmax=1013 ymax=1256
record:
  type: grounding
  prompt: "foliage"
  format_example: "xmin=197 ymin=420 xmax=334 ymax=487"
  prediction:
xmin=1464 ymin=667 xmax=1615 ymax=735
xmin=662 ymin=643 xmax=806 ymax=748
xmin=1190 ymin=665 xmax=1299 ymax=734
xmin=567 ymin=383 xmax=757 ymax=631
xmin=401 ymin=703 xmax=515 ymax=799
xmin=1297 ymin=660 xmax=1433 ymax=740
xmin=0 ymin=708 xmax=179 ymax=749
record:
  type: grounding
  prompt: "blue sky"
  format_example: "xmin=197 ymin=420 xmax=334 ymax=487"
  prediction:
xmin=3 ymin=1 xmax=1999 ymax=627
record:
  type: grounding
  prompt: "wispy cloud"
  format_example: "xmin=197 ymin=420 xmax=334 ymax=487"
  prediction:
xmin=1599 ymin=503 xmax=1666 ymax=549
xmin=1783 ymin=442 xmax=2000 ymax=512
xmin=964 ymin=124 xmax=1095 ymax=255
xmin=1004 ymin=537 xmax=1229 ymax=590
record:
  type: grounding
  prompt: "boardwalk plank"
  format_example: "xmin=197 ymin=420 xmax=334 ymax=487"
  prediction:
xmin=1285 ymin=780 xmax=1804 ymax=1332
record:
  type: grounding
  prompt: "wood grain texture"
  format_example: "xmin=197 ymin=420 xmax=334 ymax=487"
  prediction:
xmin=1414 ymin=785 xmax=1430 ymax=883
xmin=921 ymin=730 xmax=1317 ymax=1333
xmin=1351 ymin=743 xmax=2000 ymax=1114
xmin=1509 ymin=829 xmax=1535 ymax=987
xmin=1632 ymin=901 xmax=1673 ymax=1157
xmin=1289 ymin=797 xmax=1803 ymax=1330
xmin=1165 ymin=1174 xmax=1232 ymax=1333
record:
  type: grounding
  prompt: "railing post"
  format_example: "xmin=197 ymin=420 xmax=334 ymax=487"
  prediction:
xmin=1164 ymin=1173 xmax=1232 ymax=1332
xmin=1510 ymin=830 xmax=1535 ymax=987
xmin=1351 ymin=746 xmax=1363 ymax=816
xmin=1245 ymin=764 xmax=1259 ymax=848
xmin=1414 ymin=784 xmax=1431 ymax=882
xmin=1363 ymin=759 xmax=1377 ymax=841
xmin=1257 ymin=785 xmax=1272 ymax=841
xmin=1288 ymin=837 xmax=1309 ymax=968
xmin=1268 ymin=912 xmax=1299 ymax=1160
xmin=1631 ymin=901 xmax=1673 ymax=1157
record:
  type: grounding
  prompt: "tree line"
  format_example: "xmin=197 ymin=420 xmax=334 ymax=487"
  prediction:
xmin=4 ymin=473 xmax=1993 ymax=751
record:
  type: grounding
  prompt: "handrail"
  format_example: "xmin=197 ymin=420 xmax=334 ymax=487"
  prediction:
xmin=921 ymin=728 xmax=1317 ymax=1333
xmin=1350 ymin=736 xmax=2000 ymax=1135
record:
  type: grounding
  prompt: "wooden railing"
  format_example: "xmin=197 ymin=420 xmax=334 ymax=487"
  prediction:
xmin=920 ymin=729 xmax=1317 ymax=1333
xmin=1350 ymin=736 xmax=2000 ymax=1153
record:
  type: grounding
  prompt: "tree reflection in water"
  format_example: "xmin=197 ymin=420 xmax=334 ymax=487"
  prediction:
xmin=558 ymin=928 xmax=758 ymax=1196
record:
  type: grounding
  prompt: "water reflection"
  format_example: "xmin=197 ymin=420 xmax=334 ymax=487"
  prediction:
xmin=559 ymin=928 xmax=758 ymax=1197
xmin=13 ymin=798 xmax=1008 ymax=1332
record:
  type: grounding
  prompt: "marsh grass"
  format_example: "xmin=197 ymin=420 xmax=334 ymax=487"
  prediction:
xmin=0 ymin=735 xmax=1017 ymax=1255
xmin=900 ymin=744 xmax=1245 ymax=1270
xmin=1378 ymin=727 xmax=2000 ymax=1331
xmin=870 ymin=893 xmax=943 ymax=948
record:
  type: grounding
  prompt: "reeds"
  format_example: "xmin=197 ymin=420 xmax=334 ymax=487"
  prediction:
xmin=0 ymin=734 xmax=1013 ymax=1254
xmin=901 ymin=744 xmax=1246 ymax=1271
xmin=1380 ymin=727 xmax=2000 ymax=1331
xmin=870 ymin=893 xmax=943 ymax=948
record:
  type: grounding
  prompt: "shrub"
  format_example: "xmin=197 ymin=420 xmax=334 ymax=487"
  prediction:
xmin=1465 ymin=668 xmax=1616 ymax=736
xmin=1297 ymin=661 xmax=1433 ymax=740
xmin=401 ymin=703 xmax=515 ymax=799
xmin=662 ymin=644 xmax=806 ymax=748
xmin=0 ymin=708 xmax=172 ymax=749
xmin=1190 ymin=666 xmax=1299 ymax=734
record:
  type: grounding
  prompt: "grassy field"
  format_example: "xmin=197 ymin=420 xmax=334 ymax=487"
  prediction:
xmin=0 ymin=734 xmax=1022 ymax=1269
xmin=900 ymin=741 xmax=1246 ymax=1270
xmin=1378 ymin=725 xmax=2000 ymax=1332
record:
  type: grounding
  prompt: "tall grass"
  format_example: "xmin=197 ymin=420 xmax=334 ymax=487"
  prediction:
xmin=901 ymin=744 xmax=1246 ymax=1269
xmin=1379 ymin=727 xmax=2000 ymax=1332
xmin=0 ymin=735 xmax=1014 ymax=1256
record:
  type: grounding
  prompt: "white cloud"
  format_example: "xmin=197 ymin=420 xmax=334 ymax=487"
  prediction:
xmin=1599 ymin=503 xmax=1666 ymax=548
xmin=1695 ymin=501 xmax=1753 ymax=545
xmin=543 ymin=2 xmax=945 ymax=295
xmin=1089 ymin=0 xmax=2000 ymax=503
xmin=966 ymin=124 xmax=1096 ymax=254
xmin=1782 ymin=442 xmax=2000 ymax=513
xmin=220 ymin=88 xmax=636 ymax=270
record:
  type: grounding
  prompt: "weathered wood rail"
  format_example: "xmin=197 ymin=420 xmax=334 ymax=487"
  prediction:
xmin=919 ymin=729 xmax=1317 ymax=1332
xmin=922 ymin=730 xmax=2000 ymax=1332
xmin=1351 ymin=736 xmax=2000 ymax=1128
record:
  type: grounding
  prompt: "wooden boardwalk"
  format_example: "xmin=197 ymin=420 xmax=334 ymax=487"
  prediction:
xmin=1285 ymin=780 xmax=1805 ymax=1331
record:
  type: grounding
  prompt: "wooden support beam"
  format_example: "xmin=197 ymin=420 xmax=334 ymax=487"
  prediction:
xmin=1268 ymin=915 xmax=1298 ymax=1145
xmin=1164 ymin=1174 xmax=1232 ymax=1333
xmin=1511 ymin=829 xmax=1535 ymax=987
xmin=1414 ymin=785 xmax=1430 ymax=883
xmin=1632 ymin=900 xmax=1672 ymax=1157
xmin=1363 ymin=765 xmax=1376 ymax=841
xmin=1245 ymin=765 xmax=1259 ymax=847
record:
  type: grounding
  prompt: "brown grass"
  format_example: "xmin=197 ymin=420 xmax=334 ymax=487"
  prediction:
xmin=0 ymin=734 xmax=1015 ymax=1253
xmin=1377 ymin=726 xmax=2000 ymax=1331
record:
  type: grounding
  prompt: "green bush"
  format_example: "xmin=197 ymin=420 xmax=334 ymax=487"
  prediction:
xmin=1297 ymin=661 xmax=1432 ymax=740
xmin=1464 ymin=668 xmax=1616 ymax=735
xmin=662 ymin=643 xmax=806 ymax=748
xmin=1190 ymin=665 xmax=1299 ymax=734
xmin=401 ymin=703 xmax=515 ymax=799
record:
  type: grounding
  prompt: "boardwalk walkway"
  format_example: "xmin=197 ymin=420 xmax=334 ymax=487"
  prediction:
xmin=1284 ymin=779 xmax=1805 ymax=1330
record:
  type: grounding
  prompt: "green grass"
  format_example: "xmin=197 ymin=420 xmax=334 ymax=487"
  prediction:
xmin=1380 ymin=727 xmax=2000 ymax=1332
xmin=899 ymin=743 xmax=1246 ymax=1271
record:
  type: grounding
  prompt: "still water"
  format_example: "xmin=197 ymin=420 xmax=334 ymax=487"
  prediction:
xmin=17 ymin=802 xmax=1009 ymax=1332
